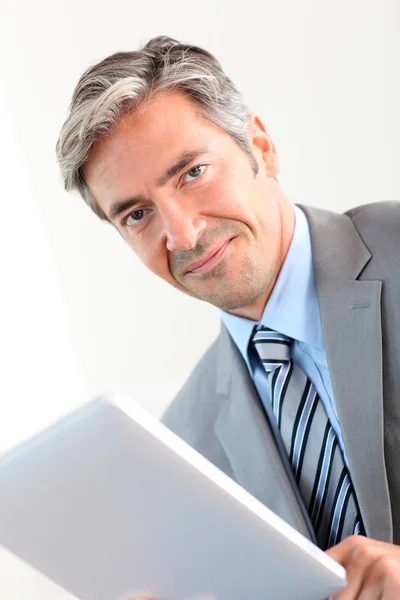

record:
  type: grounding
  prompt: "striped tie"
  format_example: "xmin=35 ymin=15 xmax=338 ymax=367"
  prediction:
xmin=251 ymin=326 xmax=364 ymax=549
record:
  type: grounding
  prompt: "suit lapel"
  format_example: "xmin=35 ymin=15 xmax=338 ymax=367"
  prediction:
xmin=214 ymin=326 xmax=313 ymax=539
xmin=301 ymin=205 xmax=393 ymax=542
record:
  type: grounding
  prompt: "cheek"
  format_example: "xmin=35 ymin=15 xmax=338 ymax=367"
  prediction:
xmin=128 ymin=232 xmax=174 ymax=282
xmin=206 ymin=181 xmax=248 ymax=219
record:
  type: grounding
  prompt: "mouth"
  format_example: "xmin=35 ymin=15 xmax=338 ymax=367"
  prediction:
xmin=183 ymin=237 xmax=235 ymax=276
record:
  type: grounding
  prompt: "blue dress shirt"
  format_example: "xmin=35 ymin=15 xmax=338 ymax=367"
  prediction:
xmin=220 ymin=205 xmax=350 ymax=468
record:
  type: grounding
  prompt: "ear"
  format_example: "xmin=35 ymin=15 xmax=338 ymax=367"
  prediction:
xmin=249 ymin=113 xmax=280 ymax=177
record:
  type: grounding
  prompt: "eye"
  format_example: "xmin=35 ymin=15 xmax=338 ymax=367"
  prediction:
xmin=182 ymin=165 xmax=207 ymax=184
xmin=125 ymin=209 xmax=147 ymax=227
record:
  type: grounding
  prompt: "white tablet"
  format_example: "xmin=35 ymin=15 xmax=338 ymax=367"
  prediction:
xmin=0 ymin=395 xmax=346 ymax=600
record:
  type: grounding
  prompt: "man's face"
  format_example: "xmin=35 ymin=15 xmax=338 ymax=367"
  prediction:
xmin=84 ymin=92 xmax=292 ymax=318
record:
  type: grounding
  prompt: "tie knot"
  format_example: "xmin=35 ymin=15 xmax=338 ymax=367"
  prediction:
xmin=251 ymin=326 xmax=292 ymax=371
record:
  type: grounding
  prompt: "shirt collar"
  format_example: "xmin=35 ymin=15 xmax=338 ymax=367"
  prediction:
xmin=220 ymin=205 xmax=323 ymax=367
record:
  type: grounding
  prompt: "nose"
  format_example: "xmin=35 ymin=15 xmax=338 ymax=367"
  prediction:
xmin=160 ymin=200 xmax=207 ymax=252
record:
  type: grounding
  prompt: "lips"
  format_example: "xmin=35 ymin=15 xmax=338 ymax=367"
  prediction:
xmin=184 ymin=238 xmax=233 ymax=275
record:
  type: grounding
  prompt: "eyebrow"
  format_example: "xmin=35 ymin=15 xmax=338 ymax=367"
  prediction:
xmin=107 ymin=147 xmax=209 ymax=222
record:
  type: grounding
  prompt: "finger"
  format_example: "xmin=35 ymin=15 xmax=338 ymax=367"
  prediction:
xmin=327 ymin=535 xmax=396 ymax=567
xmin=328 ymin=543 xmax=399 ymax=600
xmin=358 ymin=554 xmax=400 ymax=600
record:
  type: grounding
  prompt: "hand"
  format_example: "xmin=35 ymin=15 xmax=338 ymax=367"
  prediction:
xmin=327 ymin=535 xmax=400 ymax=599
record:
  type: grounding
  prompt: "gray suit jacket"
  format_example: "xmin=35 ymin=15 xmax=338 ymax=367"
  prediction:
xmin=162 ymin=202 xmax=400 ymax=545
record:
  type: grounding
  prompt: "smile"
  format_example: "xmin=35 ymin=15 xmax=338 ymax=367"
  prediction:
xmin=184 ymin=238 xmax=234 ymax=276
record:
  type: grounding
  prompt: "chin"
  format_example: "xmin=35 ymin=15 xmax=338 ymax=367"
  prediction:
xmin=202 ymin=283 xmax=269 ymax=313
xmin=181 ymin=259 xmax=272 ymax=312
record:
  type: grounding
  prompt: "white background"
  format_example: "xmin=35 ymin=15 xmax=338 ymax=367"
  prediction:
xmin=0 ymin=0 xmax=399 ymax=597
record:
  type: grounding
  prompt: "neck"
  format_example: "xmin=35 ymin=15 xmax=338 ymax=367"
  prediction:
xmin=228 ymin=196 xmax=295 ymax=322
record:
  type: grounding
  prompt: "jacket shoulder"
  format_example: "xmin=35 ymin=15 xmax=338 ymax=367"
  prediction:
xmin=346 ymin=201 xmax=400 ymax=251
xmin=161 ymin=333 xmax=221 ymax=443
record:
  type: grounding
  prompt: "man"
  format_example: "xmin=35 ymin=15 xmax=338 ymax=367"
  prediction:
xmin=56 ymin=36 xmax=400 ymax=598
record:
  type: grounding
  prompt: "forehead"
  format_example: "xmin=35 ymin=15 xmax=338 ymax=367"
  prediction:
xmin=83 ymin=92 xmax=227 ymax=201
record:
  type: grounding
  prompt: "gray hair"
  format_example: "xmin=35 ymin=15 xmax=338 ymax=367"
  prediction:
xmin=56 ymin=36 xmax=257 ymax=220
